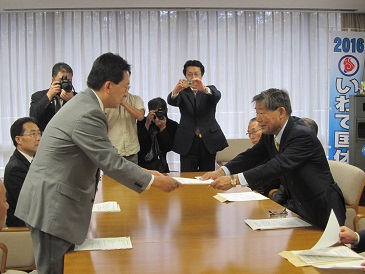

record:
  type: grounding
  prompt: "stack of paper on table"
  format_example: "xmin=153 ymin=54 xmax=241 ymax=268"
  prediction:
xmin=245 ymin=217 xmax=312 ymax=230
xmin=92 ymin=201 xmax=121 ymax=212
xmin=279 ymin=209 xmax=365 ymax=268
xmin=74 ymin=236 xmax=132 ymax=251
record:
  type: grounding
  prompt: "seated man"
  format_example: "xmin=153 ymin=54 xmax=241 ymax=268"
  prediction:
xmin=4 ymin=117 xmax=41 ymax=227
xmin=137 ymin=97 xmax=178 ymax=172
xmin=246 ymin=117 xmax=280 ymax=197
xmin=202 ymin=88 xmax=346 ymax=229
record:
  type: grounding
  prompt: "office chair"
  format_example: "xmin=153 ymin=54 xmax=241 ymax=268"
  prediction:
xmin=328 ymin=160 xmax=365 ymax=231
xmin=0 ymin=227 xmax=36 ymax=272
xmin=216 ymin=138 xmax=253 ymax=166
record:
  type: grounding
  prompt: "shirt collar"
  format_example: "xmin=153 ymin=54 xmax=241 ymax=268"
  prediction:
xmin=18 ymin=149 xmax=33 ymax=163
xmin=91 ymin=89 xmax=104 ymax=111
xmin=274 ymin=119 xmax=289 ymax=144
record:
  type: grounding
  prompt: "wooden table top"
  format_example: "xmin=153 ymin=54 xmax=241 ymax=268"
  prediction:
xmin=64 ymin=173 xmax=361 ymax=274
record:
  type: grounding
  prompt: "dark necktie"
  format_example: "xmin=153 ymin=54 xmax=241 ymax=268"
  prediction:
xmin=54 ymin=96 xmax=61 ymax=113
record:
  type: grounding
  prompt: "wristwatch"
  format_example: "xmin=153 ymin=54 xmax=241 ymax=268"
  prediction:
xmin=230 ymin=175 xmax=237 ymax=186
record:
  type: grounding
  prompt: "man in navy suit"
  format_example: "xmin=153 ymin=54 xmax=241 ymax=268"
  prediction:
xmin=202 ymin=88 xmax=346 ymax=229
xmin=167 ymin=60 xmax=227 ymax=172
xmin=30 ymin=62 xmax=76 ymax=131
xmin=4 ymin=117 xmax=41 ymax=227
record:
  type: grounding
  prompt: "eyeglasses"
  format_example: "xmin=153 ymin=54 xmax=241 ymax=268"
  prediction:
xmin=21 ymin=131 xmax=42 ymax=138
xmin=246 ymin=128 xmax=261 ymax=136
xmin=269 ymin=208 xmax=288 ymax=218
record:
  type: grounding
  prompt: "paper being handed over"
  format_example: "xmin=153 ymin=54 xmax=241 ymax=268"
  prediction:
xmin=279 ymin=209 xmax=364 ymax=267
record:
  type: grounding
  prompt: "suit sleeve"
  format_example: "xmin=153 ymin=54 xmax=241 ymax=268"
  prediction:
xmin=72 ymin=108 xmax=152 ymax=193
xmin=29 ymin=91 xmax=52 ymax=120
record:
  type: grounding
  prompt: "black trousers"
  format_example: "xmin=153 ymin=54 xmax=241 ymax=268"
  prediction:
xmin=180 ymin=135 xmax=216 ymax=172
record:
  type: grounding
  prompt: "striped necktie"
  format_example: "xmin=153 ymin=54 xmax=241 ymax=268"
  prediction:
xmin=274 ymin=138 xmax=280 ymax=151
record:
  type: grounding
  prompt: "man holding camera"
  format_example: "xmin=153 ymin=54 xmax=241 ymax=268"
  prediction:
xmin=137 ymin=97 xmax=178 ymax=172
xmin=30 ymin=62 xmax=76 ymax=131
xmin=167 ymin=60 xmax=228 ymax=172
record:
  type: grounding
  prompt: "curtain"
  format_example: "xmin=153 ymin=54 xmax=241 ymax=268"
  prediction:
xmin=0 ymin=10 xmax=341 ymax=175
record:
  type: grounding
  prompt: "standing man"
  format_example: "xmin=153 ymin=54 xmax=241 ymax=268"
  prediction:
xmin=202 ymin=88 xmax=346 ymax=229
xmin=137 ymin=97 xmax=179 ymax=172
xmin=105 ymin=86 xmax=145 ymax=164
xmin=4 ymin=117 xmax=41 ymax=227
xmin=167 ymin=60 xmax=227 ymax=172
xmin=30 ymin=62 xmax=77 ymax=131
xmin=15 ymin=53 xmax=182 ymax=274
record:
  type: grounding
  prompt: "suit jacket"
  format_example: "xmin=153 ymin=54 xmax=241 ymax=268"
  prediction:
xmin=29 ymin=89 xmax=77 ymax=131
xmin=16 ymin=88 xmax=152 ymax=245
xmin=167 ymin=86 xmax=228 ymax=155
xmin=353 ymin=230 xmax=365 ymax=253
xmin=4 ymin=149 xmax=30 ymax=227
xmin=225 ymin=116 xmax=346 ymax=229
xmin=137 ymin=117 xmax=179 ymax=169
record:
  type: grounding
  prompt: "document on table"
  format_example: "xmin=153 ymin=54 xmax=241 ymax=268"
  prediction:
xmin=92 ymin=201 xmax=121 ymax=212
xmin=173 ymin=177 xmax=213 ymax=185
xmin=74 ymin=236 xmax=132 ymax=251
xmin=245 ymin=217 xmax=312 ymax=230
xmin=214 ymin=192 xmax=269 ymax=202
xmin=279 ymin=209 xmax=364 ymax=267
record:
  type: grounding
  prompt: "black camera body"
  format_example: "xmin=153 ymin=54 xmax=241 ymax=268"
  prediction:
xmin=155 ymin=108 xmax=166 ymax=120
xmin=59 ymin=76 xmax=73 ymax=92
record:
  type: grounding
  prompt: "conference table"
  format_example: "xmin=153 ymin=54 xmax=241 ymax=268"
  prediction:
xmin=64 ymin=173 xmax=360 ymax=274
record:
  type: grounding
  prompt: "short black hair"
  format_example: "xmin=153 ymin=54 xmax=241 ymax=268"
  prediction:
xmin=148 ymin=97 xmax=167 ymax=111
xmin=252 ymin=88 xmax=292 ymax=116
xmin=87 ymin=53 xmax=131 ymax=91
xmin=52 ymin=62 xmax=73 ymax=77
xmin=302 ymin=117 xmax=318 ymax=135
xmin=183 ymin=60 xmax=205 ymax=76
xmin=10 ymin=117 xmax=38 ymax=147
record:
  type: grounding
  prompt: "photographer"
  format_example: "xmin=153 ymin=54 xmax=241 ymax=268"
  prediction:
xmin=30 ymin=62 xmax=77 ymax=131
xmin=137 ymin=97 xmax=178 ymax=172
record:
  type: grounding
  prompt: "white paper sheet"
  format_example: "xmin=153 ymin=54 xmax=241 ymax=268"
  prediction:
xmin=314 ymin=260 xmax=365 ymax=269
xmin=92 ymin=201 xmax=121 ymax=212
xmin=74 ymin=236 xmax=132 ymax=251
xmin=173 ymin=177 xmax=212 ymax=185
xmin=245 ymin=217 xmax=312 ymax=230
xmin=214 ymin=192 xmax=269 ymax=202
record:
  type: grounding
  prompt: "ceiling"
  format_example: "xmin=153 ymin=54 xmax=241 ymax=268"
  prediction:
xmin=1 ymin=0 xmax=365 ymax=13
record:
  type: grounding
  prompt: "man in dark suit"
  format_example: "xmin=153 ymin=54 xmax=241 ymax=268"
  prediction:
xmin=29 ymin=62 xmax=76 ymax=131
xmin=15 ymin=53 xmax=182 ymax=274
xmin=137 ymin=97 xmax=179 ymax=172
xmin=167 ymin=60 xmax=228 ymax=172
xmin=4 ymin=117 xmax=41 ymax=227
xmin=202 ymin=88 xmax=346 ymax=229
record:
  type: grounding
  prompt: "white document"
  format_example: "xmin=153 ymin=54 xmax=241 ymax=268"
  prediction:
xmin=314 ymin=260 xmax=365 ymax=269
xmin=92 ymin=201 xmax=121 ymax=212
xmin=245 ymin=217 xmax=312 ymax=230
xmin=74 ymin=236 xmax=132 ymax=251
xmin=214 ymin=192 xmax=269 ymax=202
xmin=173 ymin=177 xmax=212 ymax=185
xmin=288 ymin=209 xmax=364 ymax=265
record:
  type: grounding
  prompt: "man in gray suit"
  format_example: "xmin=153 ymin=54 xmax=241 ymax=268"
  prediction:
xmin=15 ymin=53 xmax=182 ymax=274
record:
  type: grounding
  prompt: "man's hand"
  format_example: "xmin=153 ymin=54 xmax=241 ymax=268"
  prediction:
xmin=152 ymin=176 xmax=183 ymax=192
xmin=339 ymin=226 xmax=359 ymax=245
xmin=210 ymin=176 xmax=234 ymax=191
xmin=200 ymin=169 xmax=224 ymax=180
xmin=172 ymin=79 xmax=188 ymax=95
xmin=46 ymin=81 xmax=62 ymax=100
xmin=60 ymin=90 xmax=74 ymax=101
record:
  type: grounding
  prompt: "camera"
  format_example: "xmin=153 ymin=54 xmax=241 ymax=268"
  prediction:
xmin=182 ymin=80 xmax=193 ymax=87
xmin=155 ymin=108 xmax=166 ymax=120
xmin=59 ymin=76 xmax=73 ymax=92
